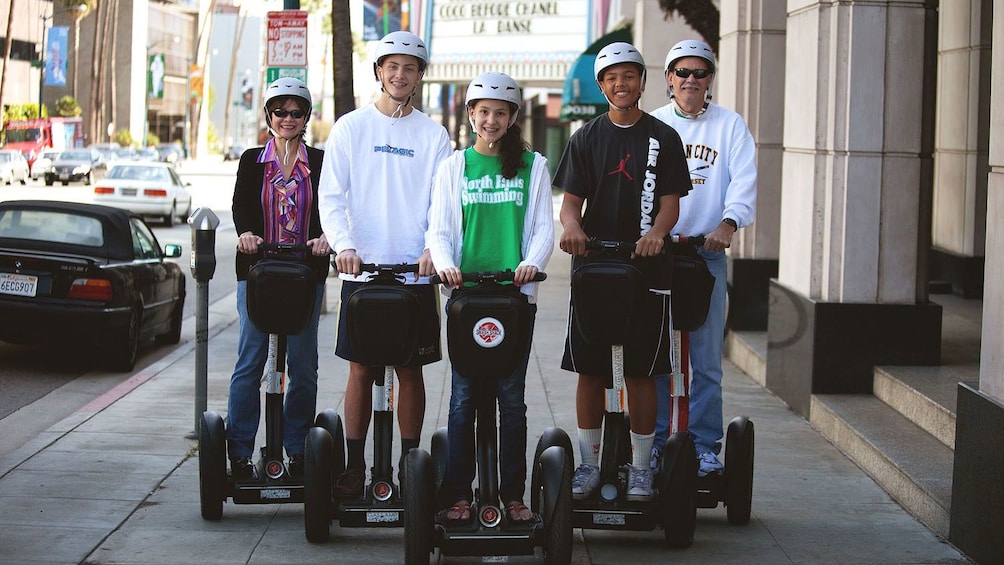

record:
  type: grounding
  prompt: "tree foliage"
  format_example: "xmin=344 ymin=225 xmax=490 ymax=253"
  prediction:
xmin=55 ymin=96 xmax=82 ymax=117
xmin=658 ymin=0 xmax=720 ymax=53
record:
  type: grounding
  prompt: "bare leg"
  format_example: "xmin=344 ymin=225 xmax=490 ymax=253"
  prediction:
xmin=344 ymin=362 xmax=379 ymax=440
xmin=394 ymin=365 xmax=426 ymax=439
xmin=625 ymin=376 xmax=656 ymax=435
xmin=576 ymin=373 xmax=606 ymax=429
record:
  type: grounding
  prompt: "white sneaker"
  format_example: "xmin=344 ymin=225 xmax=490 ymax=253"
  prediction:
xmin=698 ymin=451 xmax=724 ymax=477
xmin=571 ymin=464 xmax=600 ymax=500
xmin=626 ymin=464 xmax=654 ymax=501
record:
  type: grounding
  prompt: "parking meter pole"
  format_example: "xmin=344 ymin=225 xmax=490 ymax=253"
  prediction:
xmin=187 ymin=208 xmax=219 ymax=439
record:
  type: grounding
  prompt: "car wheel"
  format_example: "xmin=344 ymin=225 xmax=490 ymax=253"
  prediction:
xmin=164 ymin=202 xmax=177 ymax=227
xmin=108 ymin=305 xmax=141 ymax=372
xmin=44 ymin=177 xmax=53 ymax=186
xmin=83 ymin=172 xmax=92 ymax=186
xmin=18 ymin=174 xmax=26 ymax=185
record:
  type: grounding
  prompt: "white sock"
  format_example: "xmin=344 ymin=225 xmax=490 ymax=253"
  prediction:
xmin=577 ymin=428 xmax=602 ymax=467
xmin=631 ymin=431 xmax=655 ymax=468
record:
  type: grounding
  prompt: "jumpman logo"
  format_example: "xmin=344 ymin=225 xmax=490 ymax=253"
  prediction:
xmin=607 ymin=154 xmax=634 ymax=180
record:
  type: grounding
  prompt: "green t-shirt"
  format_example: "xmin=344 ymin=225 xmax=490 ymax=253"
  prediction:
xmin=459 ymin=148 xmax=533 ymax=275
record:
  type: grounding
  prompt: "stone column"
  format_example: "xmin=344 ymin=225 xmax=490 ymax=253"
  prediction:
xmin=766 ymin=0 xmax=941 ymax=416
xmin=929 ymin=0 xmax=991 ymax=298
xmin=717 ymin=0 xmax=787 ymax=331
xmin=950 ymin=1 xmax=1003 ymax=561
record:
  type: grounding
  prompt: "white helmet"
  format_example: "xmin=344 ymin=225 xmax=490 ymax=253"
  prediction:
xmin=465 ymin=72 xmax=521 ymax=110
xmin=263 ymin=76 xmax=312 ymax=109
xmin=594 ymin=41 xmax=646 ymax=82
xmin=263 ymin=77 xmax=311 ymax=135
xmin=373 ymin=31 xmax=428 ymax=71
xmin=665 ymin=39 xmax=716 ymax=73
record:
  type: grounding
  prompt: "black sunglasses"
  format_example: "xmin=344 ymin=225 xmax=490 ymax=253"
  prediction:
xmin=272 ymin=108 xmax=306 ymax=119
xmin=671 ymin=68 xmax=711 ymax=79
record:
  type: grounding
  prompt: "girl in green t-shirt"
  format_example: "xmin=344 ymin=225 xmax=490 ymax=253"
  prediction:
xmin=427 ymin=71 xmax=555 ymax=524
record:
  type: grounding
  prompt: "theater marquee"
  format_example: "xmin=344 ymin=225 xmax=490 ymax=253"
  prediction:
xmin=423 ymin=0 xmax=588 ymax=86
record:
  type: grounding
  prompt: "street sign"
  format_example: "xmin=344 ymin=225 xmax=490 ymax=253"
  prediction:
xmin=267 ymin=11 xmax=308 ymax=67
xmin=266 ymin=67 xmax=308 ymax=84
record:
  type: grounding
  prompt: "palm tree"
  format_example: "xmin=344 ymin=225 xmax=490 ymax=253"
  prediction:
xmin=658 ymin=0 xmax=720 ymax=52
xmin=331 ymin=0 xmax=354 ymax=120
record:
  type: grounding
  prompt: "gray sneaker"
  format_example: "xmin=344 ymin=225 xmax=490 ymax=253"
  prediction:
xmin=698 ymin=451 xmax=724 ymax=477
xmin=626 ymin=464 xmax=654 ymax=501
xmin=650 ymin=446 xmax=663 ymax=473
xmin=571 ymin=464 xmax=600 ymax=500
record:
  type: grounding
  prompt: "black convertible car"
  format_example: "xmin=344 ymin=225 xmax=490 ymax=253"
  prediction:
xmin=0 ymin=200 xmax=186 ymax=371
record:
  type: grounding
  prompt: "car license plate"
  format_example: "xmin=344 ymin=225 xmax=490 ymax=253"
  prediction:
xmin=59 ymin=173 xmax=69 ymax=181
xmin=122 ymin=188 xmax=137 ymax=196
xmin=0 ymin=273 xmax=38 ymax=297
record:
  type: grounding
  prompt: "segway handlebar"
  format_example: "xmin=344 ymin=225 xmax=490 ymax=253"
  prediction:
xmin=584 ymin=235 xmax=708 ymax=255
xmin=242 ymin=242 xmax=333 ymax=257
xmin=358 ymin=263 xmax=421 ymax=275
xmin=429 ymin=270 xmax=547 ymax=285
xmin=670 ymin=234 xmax=707 ymax=247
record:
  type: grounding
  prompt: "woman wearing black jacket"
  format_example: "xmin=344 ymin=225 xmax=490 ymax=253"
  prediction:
xmin=227 ymin=77 xmax=329 ymax=479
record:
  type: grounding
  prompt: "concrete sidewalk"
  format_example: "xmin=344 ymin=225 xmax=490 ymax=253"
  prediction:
xmin=0 ymin=242 xmax=970 ymax=564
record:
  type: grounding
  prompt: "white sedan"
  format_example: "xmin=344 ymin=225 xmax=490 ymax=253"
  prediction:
xmin=92 ymin=161 xmax=193 ymax=226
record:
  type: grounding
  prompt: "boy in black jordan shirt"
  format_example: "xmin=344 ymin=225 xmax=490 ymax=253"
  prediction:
xmin=553 ymin=41 xmax=690 ymax=502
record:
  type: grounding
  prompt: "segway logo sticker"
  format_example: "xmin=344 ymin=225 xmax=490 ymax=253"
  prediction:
xmin=473 ymin=317 xmax=505 ymax=348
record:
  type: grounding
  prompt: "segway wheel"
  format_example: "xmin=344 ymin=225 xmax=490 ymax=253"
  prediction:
xmin=531 ymin=427 xmax=573 ymax=513
xmin=660 ymin=432 xmax=697 ymax=548
xmin=725 ymin=416 xmax=755 ymax=525
xmin=430 ymin=426 xmax=449 ymax=505
xmin=304 ymin=427 xmax=333 ymax=542
xmin=539 ymin=445 xmax=573 ymax=565
xmin=198 ymin=410 xmax=226 ymax=521
xmin=315 ymin=409 xmax=346 ymax=493
xmin=403 ymin=448 xmax=434 ymax=565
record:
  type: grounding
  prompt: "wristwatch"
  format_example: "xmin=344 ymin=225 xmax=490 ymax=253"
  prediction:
xmin=722 ymin=217 xmax=738 ymax=232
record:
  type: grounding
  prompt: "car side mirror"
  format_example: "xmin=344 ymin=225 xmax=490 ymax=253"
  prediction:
xmin=163 ymin=243 xmax=183 ymax=258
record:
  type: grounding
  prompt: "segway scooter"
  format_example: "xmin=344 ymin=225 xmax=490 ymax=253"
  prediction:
xmin=663 ymin=235 xmax=755 ymax=525
xmin=303 ymin=263 xmax=421 ymax=542
xmin=568 ymin=239 xmax=698 ymax=548
xmin=403 ymin=270 xmax=573 ymax=565
xmin=199 ymin=242 xmax=320 ymax=520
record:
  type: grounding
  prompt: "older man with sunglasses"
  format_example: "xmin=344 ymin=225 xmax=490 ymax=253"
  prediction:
xmin=649 ymin=40 xmax=758 ymax=478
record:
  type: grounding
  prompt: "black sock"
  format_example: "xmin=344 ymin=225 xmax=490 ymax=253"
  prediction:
xmin=346 ymin=439 xmax=366 ymax=471
xmin=401 ymin=438 xmax=420 ymax=461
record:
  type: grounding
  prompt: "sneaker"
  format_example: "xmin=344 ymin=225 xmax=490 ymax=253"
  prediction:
xmin=650 ymin=446 xmax=663 ymax=473
xmin=626 ymin=464 xmax=654 ymax=502
xmin=571 ymin=464 xmax=600 ymax=500
xmin=335 ymin=468 xmax=366 ymax=499
xmin=697 ymin=451 xmax=724 ymax=477
xmin=286 ymin=454 xmax=304 ymax=479
xmin=230 ymin=457 xmax=256 ymax=480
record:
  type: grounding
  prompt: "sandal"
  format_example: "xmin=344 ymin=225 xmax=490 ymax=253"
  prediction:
xmin=506 ymin=500 xmax=533 ymax=523
xmin=443 ymin=500 xmax=471 ymax=524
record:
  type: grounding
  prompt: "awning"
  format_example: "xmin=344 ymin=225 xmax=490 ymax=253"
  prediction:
xmin=559 ymin=27 xmax=633 ymax=122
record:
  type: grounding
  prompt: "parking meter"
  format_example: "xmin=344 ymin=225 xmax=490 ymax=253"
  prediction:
xmin=189 ymin=207 xmax=219 ymax=281
xmin=187 ymin=207 xmax=219 ymax=438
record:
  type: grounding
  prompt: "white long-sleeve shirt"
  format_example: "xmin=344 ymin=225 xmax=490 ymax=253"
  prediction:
xmin=317 ymin=103 xmax=452 ymax=282
xmin=427 ymin=149 xmax=554 ymax=303
xmin=650 ymin=102 xmax=757 ymax=235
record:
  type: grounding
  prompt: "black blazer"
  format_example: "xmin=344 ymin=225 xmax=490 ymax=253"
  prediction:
xmin=231 ymin=144 xmax=330 ymax=282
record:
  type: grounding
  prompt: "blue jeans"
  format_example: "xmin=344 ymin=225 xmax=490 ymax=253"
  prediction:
xmin=443 ymin=303 xmax=537 ymax=505
xmin=655 ymin=249 xmax=726 ymax=456
xmin=226 ymin=280 xmax=324 ymax=459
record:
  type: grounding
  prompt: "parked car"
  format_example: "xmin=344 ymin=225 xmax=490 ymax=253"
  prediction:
xmin=43 ymin=149 xmax=99 ymax=186
xmin=30 ymin=150 xmax=61 ymax=180
xmin=0 ymin=149 xmax=30 ymax=185
xmin=223 ymin=144 xmax=246 ymax=161
xmin=0 ymin=200 xmax=186 ymax=371
xmin=154 ymin=143 xmax=184 ymax=164
xmin=92 ymin=161 xmax=193 ymax=226
xmin=136 ymin=147 xmax=160 ymax=162
xmin=88 ymin=142 xmax=121 ymax=169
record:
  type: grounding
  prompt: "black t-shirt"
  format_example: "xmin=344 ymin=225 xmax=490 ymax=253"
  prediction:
xmin=553 ymin=112 xmax=691 ymax=243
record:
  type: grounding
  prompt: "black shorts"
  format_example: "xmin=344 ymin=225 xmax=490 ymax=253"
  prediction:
xmin=335 ymin=280 xmax=442 ymax=366
xmin=560 ymin=290 xmax=671 ymax=384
